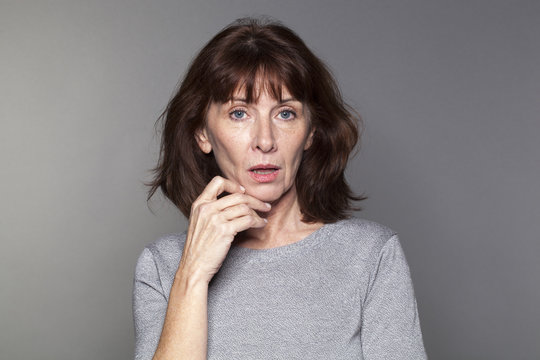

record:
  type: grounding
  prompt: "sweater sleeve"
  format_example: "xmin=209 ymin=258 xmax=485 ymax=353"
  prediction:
xmin=360 ymin=234 xmax=427 ymax=359
xmin=133 ymin=247 xmax=168 ymax=360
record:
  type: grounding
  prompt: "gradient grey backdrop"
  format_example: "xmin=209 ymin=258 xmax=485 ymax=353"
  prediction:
xmin=1 ymin=1 xmax=539 ymax=359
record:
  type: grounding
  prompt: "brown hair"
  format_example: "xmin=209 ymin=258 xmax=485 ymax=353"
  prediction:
xmin=147 ymin=17 xmax=365 ymax=222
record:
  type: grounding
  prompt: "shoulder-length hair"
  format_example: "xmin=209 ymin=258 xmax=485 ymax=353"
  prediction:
xmin=147 ymin=17 xmax=365 ymax=223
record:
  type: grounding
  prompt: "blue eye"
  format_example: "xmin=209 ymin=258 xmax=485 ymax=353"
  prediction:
xmin=278 ymin=110 xmax=295 ymax=120
xmin=230 ymin=109 xmax=246 ymax=120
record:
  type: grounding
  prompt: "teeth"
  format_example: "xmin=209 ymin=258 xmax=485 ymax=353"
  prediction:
xmin=252 ymin=169 xmax=276 ymax=174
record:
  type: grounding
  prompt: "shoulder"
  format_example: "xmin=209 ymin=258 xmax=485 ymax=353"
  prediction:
xmin=329 ymin=217 xmax=396 ymax=246
xmin=135 ymin=232 xmax=187 ymax=278
xmin=147 ymin=232 xmax=187 ymax=259
xmin=326 ymin=217 xmax=399 ymax=260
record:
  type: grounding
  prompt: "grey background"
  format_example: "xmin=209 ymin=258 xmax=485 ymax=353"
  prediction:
xmin=1 ymin=0 xmax=539 ymax=359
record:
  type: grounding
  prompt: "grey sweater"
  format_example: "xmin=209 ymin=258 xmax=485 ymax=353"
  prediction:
xmin=133 ymin=217 xmax=427 ymax=359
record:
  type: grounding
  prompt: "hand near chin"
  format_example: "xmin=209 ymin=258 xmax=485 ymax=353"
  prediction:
xmin=178 ymin=176 xmax=271 ymax=284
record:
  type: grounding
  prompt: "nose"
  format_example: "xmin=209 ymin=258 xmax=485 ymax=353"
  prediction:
xmin=252 ymin=117 xmax=276 ymax=153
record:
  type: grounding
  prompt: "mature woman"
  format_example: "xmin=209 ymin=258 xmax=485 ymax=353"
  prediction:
xmin=133 ymin=18 xmax=427 ymax=359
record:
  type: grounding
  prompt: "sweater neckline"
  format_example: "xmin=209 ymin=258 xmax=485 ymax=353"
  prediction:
xmin=227 ymin=220 xmax=338 ymax=262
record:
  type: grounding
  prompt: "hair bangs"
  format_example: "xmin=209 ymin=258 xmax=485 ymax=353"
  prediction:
xmin=207 ymin=48 xmax=310 ymax=105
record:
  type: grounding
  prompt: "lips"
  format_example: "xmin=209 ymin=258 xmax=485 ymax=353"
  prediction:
xmin=249 ymin=164 xmax=280 ymax=172
xmin=248 ymin=164 xmax=281 ymax=183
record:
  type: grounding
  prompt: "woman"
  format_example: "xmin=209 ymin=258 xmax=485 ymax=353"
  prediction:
xmin=134 ymin=18 xmax=427 ymax=359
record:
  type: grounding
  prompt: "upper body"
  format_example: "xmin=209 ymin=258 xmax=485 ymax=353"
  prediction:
xmin=133 ymin=217 xmax=427 ymax=359
xmin=136 ymin=17 xmax=427 ymax=359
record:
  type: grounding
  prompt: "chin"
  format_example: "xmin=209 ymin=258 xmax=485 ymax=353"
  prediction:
xmin=245 ymin=184 xmax=292 ymax=203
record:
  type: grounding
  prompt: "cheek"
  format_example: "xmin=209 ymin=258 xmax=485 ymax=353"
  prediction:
xmin=292 ymin=132 xmax=311 ymax=159
xmin=283 ymin=137 xmax=310 ymax=176
xmin=211 ymin=135 xmax=246 ymax=167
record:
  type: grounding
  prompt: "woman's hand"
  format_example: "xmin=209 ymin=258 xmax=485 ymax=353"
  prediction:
xmin=177 ymin=176 xmax=270 ymax=285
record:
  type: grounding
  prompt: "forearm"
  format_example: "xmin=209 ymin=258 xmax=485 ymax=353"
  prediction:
xmin=153 ymin=268 xmax=209 ymax=360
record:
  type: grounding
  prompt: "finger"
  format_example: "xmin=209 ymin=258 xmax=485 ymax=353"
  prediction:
xmin=228 ymin=213 xmax=267 ymax=233
xmin=221 ymin=203 xmax=258 ymax=220
xmin=215 ymin=193 xmax=271 ymax=213
xmin=198 ymin=176 xmax=244 ymax=201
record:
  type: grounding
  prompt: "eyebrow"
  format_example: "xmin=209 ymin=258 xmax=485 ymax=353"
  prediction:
xmin=231 ymin=97 xmax=298 ymax=103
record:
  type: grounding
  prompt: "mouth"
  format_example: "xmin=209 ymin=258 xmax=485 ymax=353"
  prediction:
xmin=248 ymin=164 xmax=281 ymax=183
xmin=249 ymin=164 xmax=281 ymax=172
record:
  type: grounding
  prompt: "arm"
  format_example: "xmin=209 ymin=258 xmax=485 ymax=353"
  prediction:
xmin=360 ymin=235 xmax=427 ymax=359
xmin=133 ymin=249 xmax=209 ymax=360
xmin=133 ymin=177 xmax=270 ymax=359
xmin=153 ymin=265 xmax=209 ymax=360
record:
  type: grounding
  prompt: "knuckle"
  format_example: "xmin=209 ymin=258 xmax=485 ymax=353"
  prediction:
xmin=209 ymin=213 xmax=223 ymax=226
xmin=213 ymin=176 xmax=225 ymax=186
xmin=249 ymin=214 xmax=258 ymax=225
xmin=198 ymin=203 xmax=211 ymax=214
xmin=219 ymin=222 xmax=232 ymax=234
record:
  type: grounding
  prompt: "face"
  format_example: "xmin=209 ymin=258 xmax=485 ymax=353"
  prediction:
xmin=196 ymin=86 xmax=314 ymax=203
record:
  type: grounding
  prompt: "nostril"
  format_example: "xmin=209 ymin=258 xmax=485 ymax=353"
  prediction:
xmin=256 ymin=142 xmax=276 ymax=152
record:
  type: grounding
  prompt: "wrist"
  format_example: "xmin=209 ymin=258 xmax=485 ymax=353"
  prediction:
xmin=175 ymin=263 xmax=209 ymax=290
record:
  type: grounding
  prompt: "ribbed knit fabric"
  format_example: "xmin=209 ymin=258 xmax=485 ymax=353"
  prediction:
xmin=133 ymin=217 xmax=427 ymax=359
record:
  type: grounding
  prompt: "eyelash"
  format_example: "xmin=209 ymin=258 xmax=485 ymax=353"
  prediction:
xmin=229 ymin=108 xmax=248 ymax=121
xmin=228 ymin=107 xmax=297 ymax=121
xmin=277 ymin=108 xmax=297 ymax=120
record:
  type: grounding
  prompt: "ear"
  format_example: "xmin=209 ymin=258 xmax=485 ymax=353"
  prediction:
xmin=304 ymin=128 xmax=315 ymax=150
xmin=195 ymin=128 xmax=212 ymax=154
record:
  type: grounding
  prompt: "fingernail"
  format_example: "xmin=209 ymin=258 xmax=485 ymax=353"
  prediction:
xmin=265 ymin=203 xmax=271 ymax=208
xmin=263 ymin=218 xmax=268 ymax=223
xmin=240 ymin=186 xmax=246 ymax=192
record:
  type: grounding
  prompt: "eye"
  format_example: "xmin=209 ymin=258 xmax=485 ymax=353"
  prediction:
xmin=277 ymin=109 xmax=296 ymax=120
xmin=229 ymin=109 xmax=247 ymax=121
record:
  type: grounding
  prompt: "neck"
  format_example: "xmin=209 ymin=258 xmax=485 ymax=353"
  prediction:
xmin=234 ymin=186 xmax=322 ymax=249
